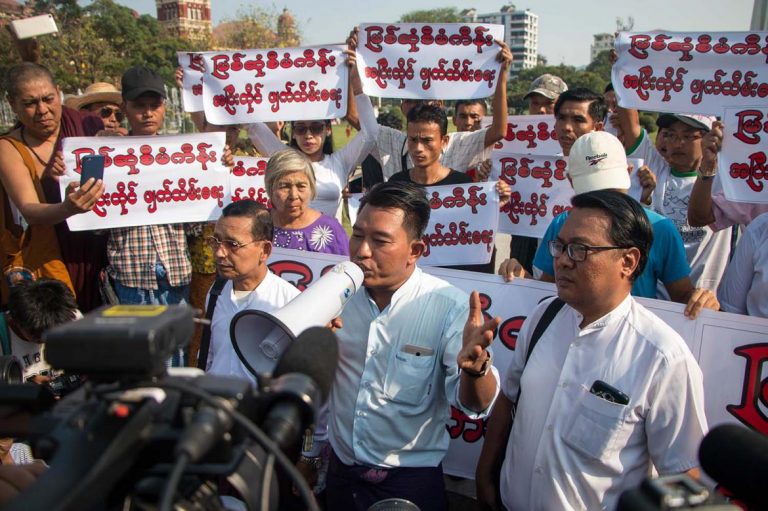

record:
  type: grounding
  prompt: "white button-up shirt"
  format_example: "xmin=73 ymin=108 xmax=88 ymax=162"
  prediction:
xmin=500 ymin=295 xmax=707 ymax=511
xmin=328 ymin=267 xmax=499 ymax=468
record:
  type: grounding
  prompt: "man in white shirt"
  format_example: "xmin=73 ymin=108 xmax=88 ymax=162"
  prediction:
xmin=203 ymin=199 xmax=299 ymax=379
xmin=617 ymin=106 xmax=731 ymax=292
xmin=316 ymin=181 xmax=500 ymax=511
xmin=477 ymin=189 xmax=708 ymax=511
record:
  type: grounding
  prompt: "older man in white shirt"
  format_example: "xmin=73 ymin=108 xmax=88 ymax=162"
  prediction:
xmin=203 ymin=199 xmax=299 ymax=379
xmin=477 ymin=189 xmax=708 ymax=511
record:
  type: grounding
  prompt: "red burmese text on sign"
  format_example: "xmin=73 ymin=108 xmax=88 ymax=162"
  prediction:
xmin=363 ymin=25 xmax=494 ymax=55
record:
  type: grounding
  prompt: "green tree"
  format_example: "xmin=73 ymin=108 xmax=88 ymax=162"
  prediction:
xmin=399 ymin=7 xmax=463 ymax=23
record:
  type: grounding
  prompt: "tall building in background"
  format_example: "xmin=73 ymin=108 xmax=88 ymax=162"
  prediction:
xmin=156 ymin=0 xmax=212 ymax=41
xmin=591 ymin=33 xmax=614 ymax=61
xmin=462 ymin=5 xmax=538 ymax=74
xmin=753 ymin=0 xmax=768 ymax=29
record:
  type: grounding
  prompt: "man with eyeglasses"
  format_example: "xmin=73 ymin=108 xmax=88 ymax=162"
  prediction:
xmin=500 ymin=131 xmax=719 ymax=317
xmin=477 ymin=188 xmax=708 ymax=511
xmin=204 ymin=199 xmax=299 ymax=378
xmin=64 ymin=82 xmax=127 ymax=135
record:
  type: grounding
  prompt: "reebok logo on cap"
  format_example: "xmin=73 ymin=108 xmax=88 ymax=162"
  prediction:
xmin=586 ymin=153 xmax=608 ymax=166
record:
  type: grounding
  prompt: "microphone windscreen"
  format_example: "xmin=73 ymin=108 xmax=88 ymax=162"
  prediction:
xmin=273 ymin=326 xmax=338 ymax=402
xmin=699 ymin=423 xmax=768 ymax=509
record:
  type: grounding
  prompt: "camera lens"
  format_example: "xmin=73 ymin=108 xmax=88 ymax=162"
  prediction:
xmin=0 ymin=355 xmax=24 ymax=384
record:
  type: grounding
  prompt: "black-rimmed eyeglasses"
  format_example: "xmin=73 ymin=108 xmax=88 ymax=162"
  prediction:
xmin=548 ymin=239 xmax=628 ymax=262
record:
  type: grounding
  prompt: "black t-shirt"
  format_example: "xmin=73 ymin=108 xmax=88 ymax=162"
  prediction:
xmin=389 ymin=168 xmax=494 ymax=274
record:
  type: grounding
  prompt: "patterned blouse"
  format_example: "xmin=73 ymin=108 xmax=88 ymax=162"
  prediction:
xmin=273 ymin=214 xmax=349 ymax=255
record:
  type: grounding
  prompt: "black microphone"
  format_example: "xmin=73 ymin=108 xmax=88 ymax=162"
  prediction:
xmin=699 ymin=423 xmax=768 ymax=510
xmin=261 ymin=327 xmax=338 ymax=450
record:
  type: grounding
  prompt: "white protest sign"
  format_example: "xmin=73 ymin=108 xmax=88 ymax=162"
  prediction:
xmin=720 ymin=107 xmax=768 ymax=204
xmin=612 ymin=31 xmax=768 ymax=115
xmin=61 ymin=133 xmax=229 ymax=230
xmin=177 ymin=51 xmax=207 ymax=112
xmin=626 ymin=157 xmax=646 ymax=202
xmin=492 ymin=152 xmax=573 ymax=238
xmin=356 ymin=23 xmax=505 ymax=99
xmin=266 ymin=247 xmax=768 ymax=480
xmin=492 ymin=115 xmax=561 ymax=155
xmin=229 ymin=156 xmax=271 ymax=207
xmin=201 ymin=45 xmax=348 ymax=124
xmin=346 ymin=183 xmax=499 ymax=266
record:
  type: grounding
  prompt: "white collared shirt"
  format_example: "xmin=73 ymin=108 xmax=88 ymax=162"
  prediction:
xmin=500 ymin=295 xmax=707 ymax=511
xmin=328 ymin=267 xmax=499 ymax=468
xmin=206 ymin=271 xmax=300 ymax=380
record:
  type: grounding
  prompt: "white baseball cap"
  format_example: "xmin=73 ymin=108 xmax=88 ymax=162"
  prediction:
xmin=567 ymin=131 xmax=631 ymax=195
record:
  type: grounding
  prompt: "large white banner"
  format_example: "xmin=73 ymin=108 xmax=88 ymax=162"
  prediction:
xmin=492 ymin=152 xmax=573 ymax=238
xmin=612 ymin=31 xmax=768 ymax=115
xmin=720 ymin=107 xmax=768 ymax=204
xmin=61 ymin=133 xmax=229 ymax=230
xmin=265 ymin=248 xmax=768 ymax=479
xmin=493 ymin=115 xmax=561 ymax=155
xmin=201 ymin=44 xmax=348 ymax=124
xmin=347 ymin=182 xmax=499 ymax=266
xmin=229 ymin=156 xmax=271 ymax=207
xmin=177 ymin=51 xmax=207 ymax=112
xmin=356 ymin=23 xmax=505 ymax=99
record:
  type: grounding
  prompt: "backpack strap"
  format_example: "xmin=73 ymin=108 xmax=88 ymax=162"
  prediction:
xmin=196 ymin=277 xmax=228 ymax=370
xmin=514 ymin=297 xmax=565 ymax=410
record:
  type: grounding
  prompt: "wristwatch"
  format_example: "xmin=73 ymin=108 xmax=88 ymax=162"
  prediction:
xmin=462 ymin=351 xmax=492 ymax=378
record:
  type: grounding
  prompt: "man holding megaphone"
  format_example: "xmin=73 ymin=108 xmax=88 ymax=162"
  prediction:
xmin=313 ymin=181 xmax=500 ymax=511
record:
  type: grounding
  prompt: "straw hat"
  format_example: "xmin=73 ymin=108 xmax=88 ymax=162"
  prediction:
xmin=64 ymin=82 xmax=122 ymax=110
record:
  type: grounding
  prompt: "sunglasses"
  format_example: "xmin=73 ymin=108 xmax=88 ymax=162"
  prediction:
xmin=100 ymin=107 xmax=125 ymax=122
xmin=293 ymin=124 xmax=326 ymax=136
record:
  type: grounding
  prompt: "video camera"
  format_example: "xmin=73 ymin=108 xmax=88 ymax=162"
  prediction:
xmin=0 ymin=304 xmax=337 ymax=511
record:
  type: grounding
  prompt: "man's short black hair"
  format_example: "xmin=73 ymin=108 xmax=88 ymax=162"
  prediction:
xmin=407 ymin=103 xmax=448 ymax=136
xmin=554 ymin=87 xmax=607 ymax=124
xmin=604 ymin=82 xmax=614 ymax=94
xmin=5 ymin=62 xmax=56 ymax=101
xmin=570 ymin=190 xmax=653 ymax=282
xmin=359 ymin=181 xmax=430 ymax=240
xmin=454 ymin=99 xmax=487 ymax=114
xmin=8 ymin=279 xmax=78 ymax=340
xmin=221 ymin=199 xmax=273 ymax=242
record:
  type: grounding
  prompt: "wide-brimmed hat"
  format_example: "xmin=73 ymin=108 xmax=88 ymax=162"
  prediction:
xmin=63 ymin=82 xmax=122 ymax=110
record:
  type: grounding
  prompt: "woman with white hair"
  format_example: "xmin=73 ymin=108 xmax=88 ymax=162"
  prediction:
xmin=266 ymin=149 xmax=349 ymax=255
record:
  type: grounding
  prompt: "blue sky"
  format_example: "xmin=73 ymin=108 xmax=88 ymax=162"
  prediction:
xmin=113 ymin=0 xmax=754 ymax=66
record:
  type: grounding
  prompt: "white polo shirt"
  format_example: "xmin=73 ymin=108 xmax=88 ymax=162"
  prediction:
xmin=500 ymin=295 xmax=707 ymax=511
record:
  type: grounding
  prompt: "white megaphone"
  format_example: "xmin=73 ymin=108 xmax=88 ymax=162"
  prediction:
xmin=230 ymin=260 xmax=363 ymax=377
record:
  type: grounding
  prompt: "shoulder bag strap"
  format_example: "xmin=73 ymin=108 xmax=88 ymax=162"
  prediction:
xmin=196 ymin=277 xmax=228 ymax=370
